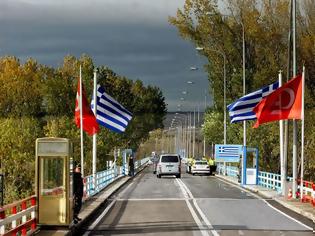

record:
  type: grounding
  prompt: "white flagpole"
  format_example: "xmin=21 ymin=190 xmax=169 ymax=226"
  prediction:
xmin=92 ymin=68 xmax=98 ymax=188
xmin=80 ymin=65 xmax=84 ymax=177
xmin=292 ymin=0 xmax=298 ymax=199
xmin=300 ymin=66 xmax=305 ymax=200
xmin=279 ymin=71 xmax=285 ymax=196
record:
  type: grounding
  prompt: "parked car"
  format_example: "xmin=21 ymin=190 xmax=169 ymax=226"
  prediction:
xmin=191 ymin=160 xmax=210 ymax=175
xmin=156 ymin=154 xmax=181 ymax=178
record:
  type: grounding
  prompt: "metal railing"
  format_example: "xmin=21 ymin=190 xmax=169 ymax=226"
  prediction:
xmin=258 ymin=171 xmax=282 ymax=192
xmin=84 ymin=157 xmax=150 ymax=199
xmin=0 ymin=196 xmax=36 ymax=236
xmin=0 ymin=157 xmax=150 ymax=235
xmin=216 ymin=163 xmax=239 ymax=178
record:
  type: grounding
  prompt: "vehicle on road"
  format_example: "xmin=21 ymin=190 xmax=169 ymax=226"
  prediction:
xmin=156 ymin=154 xmax=181 ymax=178
xmin=191 ymin=160 xmax=210 ymax=175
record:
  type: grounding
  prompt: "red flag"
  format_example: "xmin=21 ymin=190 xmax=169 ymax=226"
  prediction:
xmin=253 ymin=75 xmax=302 ymax=128
xmin=75 ymin=79 xmax=99 ymax=135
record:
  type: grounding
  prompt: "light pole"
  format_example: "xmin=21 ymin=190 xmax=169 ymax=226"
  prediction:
xmin=196 ymin=47 xmax=226 ymax=144
xmin=175 ymin=113 xmax=188 ymax=158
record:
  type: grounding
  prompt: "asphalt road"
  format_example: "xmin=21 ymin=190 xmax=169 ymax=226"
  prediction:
xmin=82 ymin=165 xmax=314 ymax=236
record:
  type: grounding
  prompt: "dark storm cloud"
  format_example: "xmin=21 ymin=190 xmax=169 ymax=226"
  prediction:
xmin=0 ymin=0 xmax=211 ymax=111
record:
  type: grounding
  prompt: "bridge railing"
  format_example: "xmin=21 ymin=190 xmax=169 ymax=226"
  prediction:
xmin=216 ymin=163 xmax=238 ymax=178
xmin=0 ymin=195 xmax=36 ymax=236
xmin=216 ymin=164 xmax=315 ymax=207
xmin=84 ymin=157 xmax=150 ymax=199
xmin=0 ymin=156 xmax=150 ymax=235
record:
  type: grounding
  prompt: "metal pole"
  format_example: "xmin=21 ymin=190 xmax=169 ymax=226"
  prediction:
xmin=223 ymin=54 xmax=227 ymax=145
xmin=92 ymin=69 xmax=97 ymax=186
xmin=279 ymin=71 xmax=285 ymax=196
xmin=292 ymin=0 xmax=297 ymax=199
xmin=79 ymin=65 xmax=84 ymax=177
xmin=300 ymin=66 xmax=305 ymax=200
xmin=242 ymin=22 xmax=246 ymax=148
xmin=193 ymin=108 xmax=196 ymax=157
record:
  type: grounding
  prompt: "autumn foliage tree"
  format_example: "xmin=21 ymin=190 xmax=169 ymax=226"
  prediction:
xmin=169 ymin=0 xmax=315 ymax=180
xmin=0 ymin=55 xmax=166 ymax=204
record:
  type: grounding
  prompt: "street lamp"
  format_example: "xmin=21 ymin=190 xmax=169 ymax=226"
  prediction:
xmin=196 ymin=47 xmax=226 ymax=145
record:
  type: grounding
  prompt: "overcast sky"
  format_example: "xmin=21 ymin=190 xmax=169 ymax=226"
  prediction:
xmin=0 ymin=0 xmax=210 ymax=111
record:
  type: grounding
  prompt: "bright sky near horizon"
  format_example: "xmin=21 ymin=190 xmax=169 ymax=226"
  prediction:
xmin=0 ymin=0 xmax=211 ymax=111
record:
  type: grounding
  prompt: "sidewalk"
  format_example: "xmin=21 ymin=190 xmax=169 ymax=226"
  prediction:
xmin=35 ymin=165 xmax=148 ymax=236
xmin=216 ymin=174 xmax=315 ymax=223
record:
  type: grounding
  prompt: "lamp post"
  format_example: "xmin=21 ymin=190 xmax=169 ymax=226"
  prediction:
xmin=196 ymin=47 xmax=226 ymax=144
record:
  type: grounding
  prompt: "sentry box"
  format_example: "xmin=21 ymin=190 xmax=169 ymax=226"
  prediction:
xmin=35 ymin=137 xmax=73 ymax=226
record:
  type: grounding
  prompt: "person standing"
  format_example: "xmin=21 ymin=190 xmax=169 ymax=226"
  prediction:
xmin=73 ymin=163 xmax=83 ymax=224
xmin=128 ymin=155 xmax=135 ymax=176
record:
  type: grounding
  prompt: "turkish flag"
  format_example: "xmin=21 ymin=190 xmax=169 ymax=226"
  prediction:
xmin=253 ymin=75 xmax=302 ymax=128
xmin=74 ymin=79 xmax=99 ymax=135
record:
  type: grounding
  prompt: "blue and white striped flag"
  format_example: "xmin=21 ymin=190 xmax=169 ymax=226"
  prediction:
xmin=227 ymin=81 xmax=279 ymax=123
xmin=91 ymin=85 xmax=133 ymax=133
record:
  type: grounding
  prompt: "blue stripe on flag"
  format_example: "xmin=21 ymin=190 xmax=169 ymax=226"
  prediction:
xmin=91 ymin=85 xmax=133 ymax=133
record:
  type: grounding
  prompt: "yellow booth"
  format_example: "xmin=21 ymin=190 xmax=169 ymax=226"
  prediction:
xmin=35 ymin=137 xmax=73 ymax=226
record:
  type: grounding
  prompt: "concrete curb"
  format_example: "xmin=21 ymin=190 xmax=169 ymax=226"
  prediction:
xmin=215 ymin=174 xmax=315 ymax=223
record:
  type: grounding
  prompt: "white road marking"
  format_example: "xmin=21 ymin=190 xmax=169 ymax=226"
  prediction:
xmin=216 ymin=177 xmax=313 ymax=231
xmin=261 ymin=199 xmax=313 ymax=231
xmin=175 ymin=178 xmax=210 ymax=236
xmin=178 ymin=178 xmax=220 ymax=236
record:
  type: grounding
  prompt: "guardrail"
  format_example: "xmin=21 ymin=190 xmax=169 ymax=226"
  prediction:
xmin=258 ymin=171 xmax=282 ymax=192
xmin=0 ymin=195 xmax=36 ymax=236
xmin=216 ymin=163 xmax=239 ymax=178
xmin=84 ymin=157 xmax=150 ymax=198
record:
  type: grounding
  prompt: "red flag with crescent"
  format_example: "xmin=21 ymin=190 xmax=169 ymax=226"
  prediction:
xmin=253 ymin=75 xmax=302 ymax=128
xmin=75 ymin=79 xmax=99 ymax=135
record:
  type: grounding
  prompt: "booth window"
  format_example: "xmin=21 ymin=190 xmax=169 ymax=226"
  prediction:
xmin=41 ymin=157 xmax=64 ymax=196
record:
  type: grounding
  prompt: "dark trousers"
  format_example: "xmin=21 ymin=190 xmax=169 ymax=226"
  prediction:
xmin=129 ymin=168 xmax=134 ymax=176
xmin=73 ymin=196 xmax=82 ymax=218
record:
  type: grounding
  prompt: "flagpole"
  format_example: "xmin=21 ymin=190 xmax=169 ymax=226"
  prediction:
xmin=300 ymin=66 xmax=305 ymax=200
xmin=92 ymin=68 xmax=98 ymax=188
xmin=279 ymin=71 xmax=285 ymax=196
xmin=292 ymin=0 xmax=297 ymax=199
xmin=79 ymin=65 xmax=84 ymax=177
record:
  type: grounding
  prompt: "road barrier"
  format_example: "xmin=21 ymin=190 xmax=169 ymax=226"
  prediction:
xmin=0 ymin=196 xmax=36 ymax=236
xmin=297 ymin=179 xmax=315 ymax=206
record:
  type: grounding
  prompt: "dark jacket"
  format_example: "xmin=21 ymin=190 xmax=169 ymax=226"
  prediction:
xmin=73 ymin=172 xmax=83 ymax=198
xmin=129 ymin=158 xmax=134 ymax=168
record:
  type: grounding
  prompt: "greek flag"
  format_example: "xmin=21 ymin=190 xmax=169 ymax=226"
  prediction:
xmin=215 ymin=144 xmax=242 ymax=162
xmin=91 ymin=85 xmax=133 ymax=133
xmin=227 ymin=81 xmax=279 ymax=123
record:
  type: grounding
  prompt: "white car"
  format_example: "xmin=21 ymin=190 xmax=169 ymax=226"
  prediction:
xmin=191 ymin=160 xmax=210 ymax=175
xmin=156 ymin=154 xmax=181 ymax=178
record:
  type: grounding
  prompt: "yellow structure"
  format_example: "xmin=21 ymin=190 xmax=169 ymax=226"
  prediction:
xmin=35 ymin=137 xmax=73 ymax=226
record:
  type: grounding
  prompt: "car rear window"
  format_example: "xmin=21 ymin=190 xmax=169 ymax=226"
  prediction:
xmin=195 ymin=161 xmax=207 ymax=165
xmin=161 ymin=156 xmax=179 ymax=163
